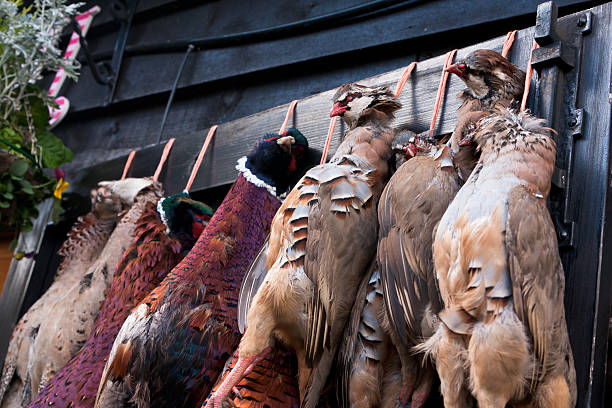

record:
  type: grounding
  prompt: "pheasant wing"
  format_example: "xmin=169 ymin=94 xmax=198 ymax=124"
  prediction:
xmin=238 ymin=237 xmax=270 ymax=333
xmin=505 ymin=185 xmax=566 ymax=387
xmin=379 ymin=157 xmax=458 ymax=345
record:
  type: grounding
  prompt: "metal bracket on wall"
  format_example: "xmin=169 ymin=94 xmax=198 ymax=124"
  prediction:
xmin=70 ymin=19 xmax=113 ymax=86
xmin=530 ymin=1 xmax=591 ymax=248
xmin=104 ymin=0 xmax=140 ymax=106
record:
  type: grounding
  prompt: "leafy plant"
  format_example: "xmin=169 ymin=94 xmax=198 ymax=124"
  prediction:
xmin=0 ymin=0 xmax=83 ymax=251
xmin=0 ymin=159 xmax=49 ymax=247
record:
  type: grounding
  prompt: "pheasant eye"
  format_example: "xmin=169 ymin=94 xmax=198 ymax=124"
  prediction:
xmin=346 ymin=95 xmax=352 ymax=101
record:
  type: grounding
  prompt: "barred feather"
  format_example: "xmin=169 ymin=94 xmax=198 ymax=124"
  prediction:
xmin=205 ymin=344 xmax=299 ymax=408
xmin=28 ymin=202 xmax=194 ymax=407
xmin=97 ymin=174 xmax=282 ymax=408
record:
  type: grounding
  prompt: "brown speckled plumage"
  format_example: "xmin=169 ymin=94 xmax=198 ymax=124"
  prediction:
xmin=27 ymin=196 xmax=211 ymax=408
xmin=338 ymin=50 xmax=527 ymax=408
xmin=0 ymin=179 xmax=161 ymax=408
xmin=0 ymin=186 xmax=119 ymax=407
xmin=209 ymin=84 xmax=398 ymax=408
xmin=425 ymin=109 xmax=576 ymax=407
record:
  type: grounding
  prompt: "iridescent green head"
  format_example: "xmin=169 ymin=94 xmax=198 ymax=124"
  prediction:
xmin=157 ymin=192 xmax=213 ymax=239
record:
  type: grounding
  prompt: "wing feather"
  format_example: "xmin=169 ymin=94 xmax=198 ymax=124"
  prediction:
xmin=237 ymin=237 xmax=270 ymax=334
xmin=505 ymin=186 xmax=567 ymax=388
xmin=303 ymin=163 xmax=378 ymax=366
xmin=337 ymin=262 xmax=382 ymax=407
xmin=378 ymin=157 xmax=459 ymax=346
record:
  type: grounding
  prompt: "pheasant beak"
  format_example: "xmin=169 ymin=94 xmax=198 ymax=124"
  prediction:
xmin=459 ymin=135 xmax=475 ymax=146
xmin=276 ymin=136 xmax=295 ymax=153
xmin=330 ymin=102 xmax=347 ymax=117
xmin=445 ymin=63 xmax=468 ymax=79
xmin=459 ymin=130 xmax=478 ymax=146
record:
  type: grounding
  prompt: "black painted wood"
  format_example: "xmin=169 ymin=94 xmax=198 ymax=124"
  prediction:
xmin=58 ymin=0 xmax=595 ymax=114
xmin=560 ymin=4 xmax=612 ymax=405
xmin=68 ymin=30 xmax=536 ymax=195
xmin=53 ymin=0 xmax=605 ymax=174
xmin=58 ymin=47 xmax=421 ymax=172
xmin=62 ymin=0 xmax=211 ymax=37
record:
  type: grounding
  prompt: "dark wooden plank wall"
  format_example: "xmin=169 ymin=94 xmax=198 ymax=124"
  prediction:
xmin=54 ymin=0 xmax=600 ymax=172
xmin=2 ymin=1 xmax=611 ymax=407
xmin=70 ymin=31 xmax=538 ymax=196
xmin=562 ymin=4 xmax=612 ymax=404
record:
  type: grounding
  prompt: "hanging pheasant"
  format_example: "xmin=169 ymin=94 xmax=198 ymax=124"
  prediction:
xmin=207 ymin=84 xmax=399 ymax=408
xmin=0 ymin=178 xmax=156 ymax=408
xmin=337 ymin=262 xmax=402 ymax=408
xmin=27 ymin=193 xmax=213 ymax=408
xmin=444 ymin=49 xmax=526 ymax=159
xmin=95 ymin=129 xmax=308 ymax=408
xmin=205 ymin=343 xmax=300 ymax=408
xmin=425 ymin=108 xmax=576 ymax=407
xmin=339 ymin=49 xmax=527 ymax=408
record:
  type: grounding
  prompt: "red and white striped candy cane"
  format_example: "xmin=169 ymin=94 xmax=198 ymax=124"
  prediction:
xmin=49 ymin=5 xmax=101 ymax=127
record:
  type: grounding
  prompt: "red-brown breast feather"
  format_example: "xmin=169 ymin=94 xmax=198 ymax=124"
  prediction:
xmin=206 ymin=345 xmax=299 ymax=408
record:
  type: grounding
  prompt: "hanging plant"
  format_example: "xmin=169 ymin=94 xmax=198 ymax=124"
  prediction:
xmin=0 ymin=0 xmax=83 ymax=250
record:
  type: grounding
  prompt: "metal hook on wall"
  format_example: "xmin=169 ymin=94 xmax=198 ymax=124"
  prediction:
xmin=69 ymin=18 xmax=113 ymax=86
xmin=157 ymin=44 xmax=196 ymax=145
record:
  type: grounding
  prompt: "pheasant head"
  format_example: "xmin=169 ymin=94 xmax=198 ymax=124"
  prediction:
xmin=445 ymin=49 xmax=525 ymax=105
xmin=241 ymin=128 xmax=309 ymax=196
xmin=330 ymin=83 xmax=401 ymax=128
xmin=157 ymin=192 xmax=214 ymax=241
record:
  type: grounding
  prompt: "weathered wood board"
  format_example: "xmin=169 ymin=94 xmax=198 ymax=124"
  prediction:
xmin=60 ymin=0 xmax=592 ymax=113
xmin=70 ymin=27 xmax=535 ymax=195
xmin=0 ymin=200 xmax=54 ymax=366
xmin=54 ymin=0 xmax=602 ymax=172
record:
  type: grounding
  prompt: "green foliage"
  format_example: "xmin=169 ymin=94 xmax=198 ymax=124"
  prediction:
xmin=37 ymin=130 xmax=74 ymax=168
xmin=9 ymin=159 xmax=28 ymax=177
xmin=0 ymin=0 xmax=82 ymax=246
xmin=1 ymin=127 xmax=22 ymax=145
xmin=10 ymin=87 xmax=52 ymax=133
xmin=0 ymin=1 xmax=83 ymax=127
xmin=0 ymin=157 xmax=53 ymax=238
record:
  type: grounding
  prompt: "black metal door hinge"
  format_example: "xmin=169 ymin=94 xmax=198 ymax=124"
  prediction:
xmin=530 ymin=1 xmax=592 ymax=248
